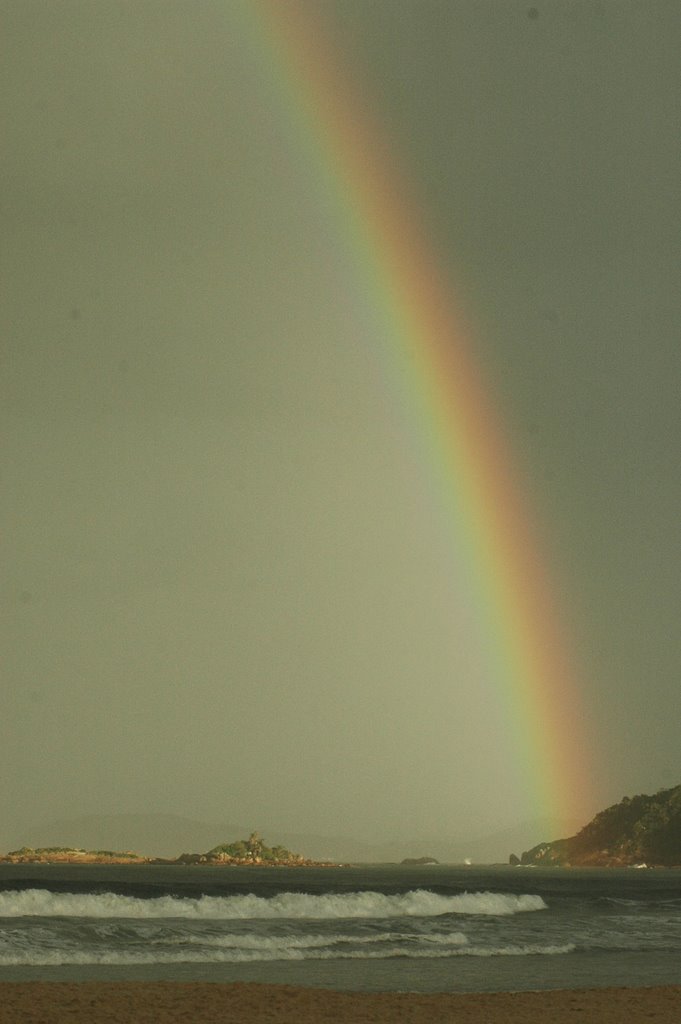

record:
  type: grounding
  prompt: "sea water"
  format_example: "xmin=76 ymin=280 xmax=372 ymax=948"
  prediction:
xmin=0 ymin=864 xmax=680 ymax=992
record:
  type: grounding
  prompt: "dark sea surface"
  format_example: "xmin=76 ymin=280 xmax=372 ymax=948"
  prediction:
xmin=1 ymin=863 xmax=680 ymax=992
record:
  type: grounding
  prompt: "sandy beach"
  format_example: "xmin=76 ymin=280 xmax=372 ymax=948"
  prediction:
xmin=0 ymin=982 xmax=680 ymax=1023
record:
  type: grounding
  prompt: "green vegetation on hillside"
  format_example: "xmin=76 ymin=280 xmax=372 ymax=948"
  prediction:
xmin=518 ymin=785 xmax=681 ymax=866
xmin=8 ymin=846 xmax=85 ymax=856
xmin=204 ymin=831 xmax=302 ymax=863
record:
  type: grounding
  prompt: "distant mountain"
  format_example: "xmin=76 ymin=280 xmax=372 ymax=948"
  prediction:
xmin=8 ymin=812 xmax=586 ymax=865
xmin=16 ymin=814 xmax=249 ymax=859
xmin=518 ymin=785 xmax=681 ymax=867
xmin=353 ymin=818 xmax=585 ymax=866
xmin=11 ymin=814 xmax=369 ymax=862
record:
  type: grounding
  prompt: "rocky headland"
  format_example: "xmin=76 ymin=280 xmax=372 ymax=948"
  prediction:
xmin=513 ymin=784 xmax=681 ymax=867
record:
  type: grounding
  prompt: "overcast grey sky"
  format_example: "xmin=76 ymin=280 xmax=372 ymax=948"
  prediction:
xmin=2 ymin=0 xmax=680 ymax=849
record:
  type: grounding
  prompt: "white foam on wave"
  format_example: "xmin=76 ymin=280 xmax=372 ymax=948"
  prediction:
xmin=0 ymin=888 xmax=547 ymax=921
xmin=147 ymin=930 xmax=468 ymax=951
xmin=463 ymin=943 xmax=576 ymax=958
xmin=0 ymin=938 xmax=573 ymax=968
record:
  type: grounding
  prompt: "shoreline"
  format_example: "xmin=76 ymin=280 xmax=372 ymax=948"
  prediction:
xmin=0 ymin=982 xmax=680 ymax=1023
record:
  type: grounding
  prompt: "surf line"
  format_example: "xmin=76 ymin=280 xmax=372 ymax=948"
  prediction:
xmin=242 ymin=1 xmax=594 ymax=831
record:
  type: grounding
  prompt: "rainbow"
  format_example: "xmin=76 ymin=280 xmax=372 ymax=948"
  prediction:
xmin=239 ymin=2 xmax=594 ymax=832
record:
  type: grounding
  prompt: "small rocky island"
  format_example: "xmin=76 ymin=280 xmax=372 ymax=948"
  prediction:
xmin=0 ymin=832 xmax=327 ymax=867
xmin=169 ymin=832 xmax=317 ymax=866
xmin=0 ymin=847 xmax=146 ymax=864
xmin=513 ymin=784 xmax=681 ymax=867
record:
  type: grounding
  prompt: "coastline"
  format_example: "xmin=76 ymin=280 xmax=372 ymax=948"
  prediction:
xmin=0 ymin=981 xmax=680 ymax=1023
xmin=0 ymin=856 xmax=335 ymax=867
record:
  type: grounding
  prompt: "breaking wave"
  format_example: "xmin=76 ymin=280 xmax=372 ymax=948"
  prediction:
xmin=0 ymin=888 xmax=547 ymax=920
xmin=0 ymin=887 xmax=556 ymax=967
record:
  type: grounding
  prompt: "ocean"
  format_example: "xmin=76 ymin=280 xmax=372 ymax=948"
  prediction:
xmin=1 ymin=864 xmax=680 ymax=993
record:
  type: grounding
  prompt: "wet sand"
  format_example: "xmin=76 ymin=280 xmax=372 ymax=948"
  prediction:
xmin=0 ymin=982 xmax=680 ymax=1023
